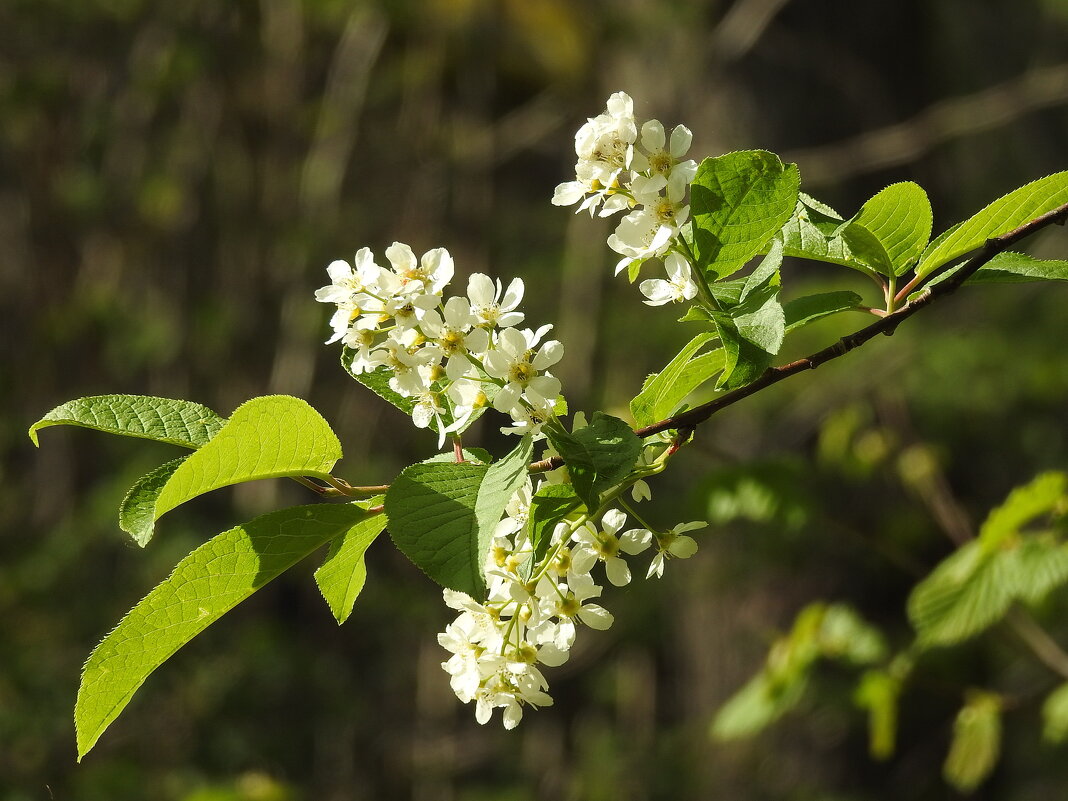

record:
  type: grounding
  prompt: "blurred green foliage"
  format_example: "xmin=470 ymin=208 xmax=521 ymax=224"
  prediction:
xmin=3 ymin=0 xmax=1068 ymax=798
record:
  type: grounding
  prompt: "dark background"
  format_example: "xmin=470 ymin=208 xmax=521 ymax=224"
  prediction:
xmin=3 ymin=0 xmax=1068 ymax=798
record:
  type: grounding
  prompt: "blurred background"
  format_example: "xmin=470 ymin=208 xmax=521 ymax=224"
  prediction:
xmin=3 ymin=0 xmax=1068 ymax=798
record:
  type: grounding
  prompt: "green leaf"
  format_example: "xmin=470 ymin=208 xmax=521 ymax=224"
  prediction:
xmin=711 ymin=671 xmax=807 ymax=741
xmin=916 ymin=170 xmax=1068 ymax=277
xmin=968 ymin=251 xmax=1068 ymax=283
xmin=1042 ymin=682 xmax=1068 ymax=743
xmin=841 ymin=182 xmax=932 ymax=276
xmin=912 ymin=251 xmax=1068 ymax=295
xmin=783 ymin=291 xmax=864 ymax=334
xmin=740 ymin=236 xmax=784 ymax=301
xmin=630 ymin=333 xmax=724 ymax=427
xmin=907 ymin=541 xmax=1014 ymax=647
xmin=526 ymin=483 xmax=582 ymax=568
xmin=690 ymin=150 xmax=800 ymax=280
xmin=777 ymin=196 xmax=875 ymax=278
xmin=712 ymin=287 xmax=785 ymax=390
xmin=1004 ymin=537 xmax=1068 ymax=605
xmin=854 ymin=670 xmax=901 ymax=760
xmin=118 ymin=457 xmax=188 ymax=547
xmin=978 ymin=471 xmax=1067 ymax=548
xmin=386 ymin=461 xmax=487 ymax=594
xmin=314 ymin=498 xmax=388 ymax=624
xmin=75 ymin=502 xmax=376 ymax=760
xmin=385 ymin=436 xmax=533 ymax=596
xmin=152 ymin=396 xmax=343 ymax=520
xmin=943 ymin=691 xmax=1002 ymax=794
xmin=544 ymin=413 xmax=642 ymax=510
xmin=29 ymin=395 xmax=225 ymax=448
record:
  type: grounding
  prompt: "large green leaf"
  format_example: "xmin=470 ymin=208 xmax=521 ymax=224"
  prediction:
xmin=385 ymin=436 xmax=533 ymax=596
xmin=630 ymin=333 xmax=723 ymax=427
xmin=907 ymin=541 xmax=1014 ymax=647
xmin=943 ymin=692 xmax=1002 ymax=794
xmin=783 ymin=291 xmax=864 ymax=333
xmin=118 ymin=457 xmax=188 ymax=547
xmin=75 ymin=502 xmax=376 ymax=760
xmin=841 ymin=182 xmax=932 ymax=276
xmin=690 ymin=150 xmax=800 ymax=280
xmin=545 ymin=413 xmax=642 ymax=510
xmin=152 ymin=395 xmax=343 ymax=520
xmin=29 ymin=395 xmax=225 ymax=448
xmin=916 ymin=171 xmax=1068 ymax=277
xmin=314 ymin=498 xmax=388 ymax=624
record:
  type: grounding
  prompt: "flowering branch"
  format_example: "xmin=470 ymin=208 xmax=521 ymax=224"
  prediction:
xmin=637 ymin=199 xmax=1068 ymax=438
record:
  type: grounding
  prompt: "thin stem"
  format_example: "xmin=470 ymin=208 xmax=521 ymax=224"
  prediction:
xmin=454 ymin=436 xmax=464 ymax=463
xmin=894 ymin=271 xmax=926 ymax=305
xmin=1006 ymin=607 xmax=1068 ymax=681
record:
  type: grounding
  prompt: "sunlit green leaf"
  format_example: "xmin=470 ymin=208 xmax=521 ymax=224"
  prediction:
xmin=153 ymin=396 xmax=343 ymax=520
xmin=841 ymin=182 xmax=932 ymax=276
xmin=385 ymin=436 xmax=532 ymax=596
xmin=29 ymin=395 xmax=225 ymax=449
xmin=916 ymin=171 xmax=1068 ymax=277
xmin=314 ymin=498 xmax=388 ymax=624
xmin=978 ymin=471 xmax=1067 ymax=548
xmin=907 ymin=541 xmax=1013 ymax=647
xmin=76 ymin=503 xmax=376 ymax=759
xmin=690 ymin=150 xmax=800 ymax=280
xmin=854 ymin=670 xmax=901 ymax=760
xmin=630 ymin=332 xmax=724 ymax=427
xmin=1042 ymin=682 xmax=1068 ymax=743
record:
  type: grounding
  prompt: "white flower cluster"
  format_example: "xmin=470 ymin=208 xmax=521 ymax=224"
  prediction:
xmin=552 ymin=91 xmax=701 ymax=307
xmin=315 ymin=244 xmax=564 ymax=443
xmin=439 ymin=475 xmax=705 ymax=728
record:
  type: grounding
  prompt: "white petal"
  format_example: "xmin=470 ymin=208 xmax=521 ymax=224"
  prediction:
xmin=640 ymin=119 xmax=666 ymax=152
xmin=467 ymin=273 xmax=495 ymax=305
xmin=552 ymin=181 xmax=587 ymax=206
xmin=532 ymin=340 xmax=564 ymax=370
xmin=605 ymin=556 xmax=632 ymax=587
xmin=501 ymin=277 xmax=524 ymax=310
xmin=669 ymin=535 xmax=699 ymax=558
xmin=601 ymin=508 xmax=627 ymax=535
xmin=619 ymin=528 xmax=652 ymax=555
xmin=669 ymin=124 xmax=692 ymax=157
xmin=384 ymin=242 xmax=416 ymax=273
xmin=578 ymin=603 xmax=614 ymax=630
